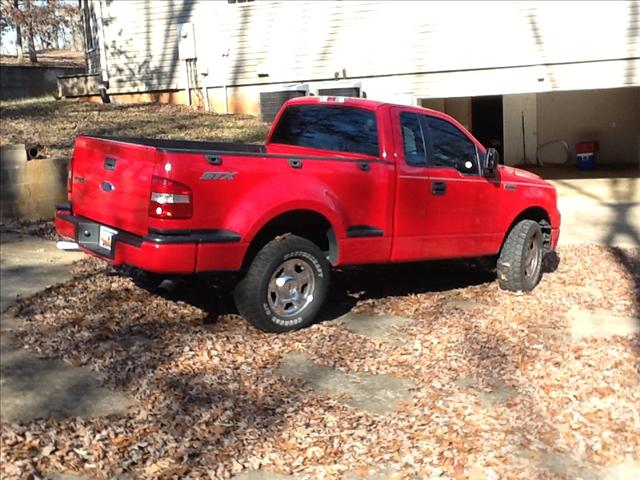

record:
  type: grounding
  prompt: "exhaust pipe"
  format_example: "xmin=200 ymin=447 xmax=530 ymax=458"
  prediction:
xmin=26 ymin=145 xmax=42 ymax=160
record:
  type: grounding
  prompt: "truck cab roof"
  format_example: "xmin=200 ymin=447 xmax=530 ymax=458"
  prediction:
xmin=285 ymin=95 xmax=387 ymax=111
xmin=283 ymin=94 xmax=448 ymax=119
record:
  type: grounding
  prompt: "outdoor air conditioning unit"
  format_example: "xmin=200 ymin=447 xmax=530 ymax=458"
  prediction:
xmin=313 ymin=81 xmax=363 ymax=99
xmin=259 ymin=84 xmax=309 ymax=123
xmin=317 ymin=87 xmax=361 ymax=98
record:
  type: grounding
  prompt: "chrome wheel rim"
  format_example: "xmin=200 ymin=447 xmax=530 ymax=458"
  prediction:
xmin=267 ymin=258 xmax=316 ymax=318
xmin=524 ymin=232 xmax=541 ymax=279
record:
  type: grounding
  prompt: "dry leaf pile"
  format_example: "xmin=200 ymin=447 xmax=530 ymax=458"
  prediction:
xmin=1 ymin=246 xmax=639 ymax=479
xmin=0 ymin=219 xmax=61 ymax=241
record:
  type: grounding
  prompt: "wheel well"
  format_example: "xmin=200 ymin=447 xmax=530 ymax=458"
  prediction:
xmin=243 ymin=210 xmax=337 ymax=269
xmin=504 ymin=207 xmax=552 ymax=252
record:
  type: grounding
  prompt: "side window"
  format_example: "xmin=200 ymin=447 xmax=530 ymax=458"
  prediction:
xmin=400 ymin=112 xmax=426 ymax=166
xmin=427 ymin=116 xmax=479 ymax=174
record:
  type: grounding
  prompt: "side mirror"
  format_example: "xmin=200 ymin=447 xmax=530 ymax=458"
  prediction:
xmin=483 ymin=148 xmax=499 ymax=176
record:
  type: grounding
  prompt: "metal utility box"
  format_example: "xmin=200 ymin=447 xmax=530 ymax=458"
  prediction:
xmin=177 ymin=23 xmax=196 ymax=60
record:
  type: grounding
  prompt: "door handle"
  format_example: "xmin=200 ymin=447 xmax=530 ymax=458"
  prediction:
xmin=431 ymin=181 xmax=447 ymax=196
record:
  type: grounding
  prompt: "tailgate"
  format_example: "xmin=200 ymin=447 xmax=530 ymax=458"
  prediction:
xmin=70 ymin=136 xmax=158 ymax=237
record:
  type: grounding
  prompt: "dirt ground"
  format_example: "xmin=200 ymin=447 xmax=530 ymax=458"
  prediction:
xmin=0 ymin=98 xmax=270 ymax=161
xmin=0 ymin=49 xmax=85 ymax=68
xmin=1 ymin=243 xmax=638 ymax=480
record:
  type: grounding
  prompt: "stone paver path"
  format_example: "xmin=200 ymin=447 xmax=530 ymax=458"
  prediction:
xmin=0 ymin=233 xmax=132 ymax=423
xmin=332 ymin=312 xmax=409 ymax=340
xmin=565 ymin=306 xmax=639 ymax=339
xmin=275 ymin=351 xmax=414 ymax=415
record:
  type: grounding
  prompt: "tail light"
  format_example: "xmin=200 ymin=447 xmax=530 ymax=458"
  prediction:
xmin=149 ymin=176 xmax=192 ymax=219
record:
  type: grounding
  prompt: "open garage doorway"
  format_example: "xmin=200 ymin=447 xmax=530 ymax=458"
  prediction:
xmin=471 ymin=95 xmax=504 ymax=162
xmin=420 ymin=95 xmax=504 ymax=162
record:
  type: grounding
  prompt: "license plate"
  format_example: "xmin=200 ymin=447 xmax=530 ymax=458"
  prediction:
xmin=98 ymin=226 xmax=118 ymax=250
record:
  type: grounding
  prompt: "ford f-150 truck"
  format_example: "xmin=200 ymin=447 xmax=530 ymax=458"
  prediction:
xmin=56 ymin=96 xmax=560 ymax=332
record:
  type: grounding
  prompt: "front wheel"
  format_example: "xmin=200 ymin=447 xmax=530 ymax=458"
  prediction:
xmin=497 ymin=219 xmax=544 ymax=292
xmin=234 ymin=234 xmax=330 ymax=333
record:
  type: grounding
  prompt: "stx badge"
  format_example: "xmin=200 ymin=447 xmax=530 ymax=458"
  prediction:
xmin=200 ymin=172 xmax=237 ymax=180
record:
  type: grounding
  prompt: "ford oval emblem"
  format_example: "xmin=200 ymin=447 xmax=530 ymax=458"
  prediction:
xmin=100 ymin=180 xmax=115 ymax=192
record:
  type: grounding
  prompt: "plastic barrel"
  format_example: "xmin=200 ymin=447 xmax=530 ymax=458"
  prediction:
xmin=576 ymin=153 xmax=596 ymax=171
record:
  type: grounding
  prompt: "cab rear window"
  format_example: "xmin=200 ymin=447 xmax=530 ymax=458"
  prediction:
xmin=270 ymin=105 xmax=379 ymax=157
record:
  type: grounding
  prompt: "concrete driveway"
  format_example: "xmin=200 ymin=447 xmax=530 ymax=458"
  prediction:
xmin=550 ymin=176 xmax=640 ymax=247
xmin=0 ymin=232 xmax=132 ymax=423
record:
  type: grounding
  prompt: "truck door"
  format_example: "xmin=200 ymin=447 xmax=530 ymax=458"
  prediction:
xmin=392 ymin=109 xmax=501 ymax=261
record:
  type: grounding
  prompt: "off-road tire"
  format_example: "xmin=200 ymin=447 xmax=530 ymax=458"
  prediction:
xmin=497 ymin=219 xmax=544 ymax=292
xmin=234 ymin=234 xmax=330 ymax=333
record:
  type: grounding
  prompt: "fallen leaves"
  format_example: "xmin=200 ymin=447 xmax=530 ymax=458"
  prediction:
xmin=0 ymin=99 xmax=270 ymax=162
xmin=0 ymin=219 xmax=61 ymax=240
xmin=1 ymin=245 xmax=639 ymax=479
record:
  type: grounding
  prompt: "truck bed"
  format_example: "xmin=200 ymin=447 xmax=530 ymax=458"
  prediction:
xmin=85 ymin=135 xmax=266 ymax=155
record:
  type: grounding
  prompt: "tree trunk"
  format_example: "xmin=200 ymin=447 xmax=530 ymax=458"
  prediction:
xmin=27 ymin=30 xmax=37 ymax=63
xmin=15 ymin=25 xmax=24 ymax=62
xmin=25 ymin=0 xmax=37 ymax=63
xmin=14 ymin=0 xmax=23 ymax=62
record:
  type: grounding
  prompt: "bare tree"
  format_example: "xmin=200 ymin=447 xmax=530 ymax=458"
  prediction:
xmin=1 ymin=0 xmax=37 ymax=62
xmin=0 ymin=0 xmax=80 ymax=63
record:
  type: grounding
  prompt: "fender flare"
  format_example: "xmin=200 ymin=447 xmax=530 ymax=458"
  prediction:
xmin=221 ymin=176 xmax=349 ymax=244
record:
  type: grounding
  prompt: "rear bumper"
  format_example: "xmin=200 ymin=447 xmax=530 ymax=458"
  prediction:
xmin=55 ymin=208 xmax=246 ymax=273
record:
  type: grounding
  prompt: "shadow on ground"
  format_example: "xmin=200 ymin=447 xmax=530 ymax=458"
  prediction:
xmin=126 ymin=257 xmax=505 ymax=327
xmin=135 ymin=253 xmax=561 ymax=328
xmin=0 ymin=338 xmax=132 ymax=422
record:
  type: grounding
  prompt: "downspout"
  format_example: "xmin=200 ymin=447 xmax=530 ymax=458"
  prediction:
xmin=223 ymin=48 xmax=230 ymax=113
xmin=184 ymin=60 xmax=191 ymax=106
xmin=521 ymin=112 xmax=526 ymax=163
xmin=93 ymin=0 xmax=110 ymax=103
xmin=200 ymin=70 xmax=210 ymax=112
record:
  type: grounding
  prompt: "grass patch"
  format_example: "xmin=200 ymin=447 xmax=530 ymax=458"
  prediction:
xmin=0 ymin=98 xmax=271 ymax=160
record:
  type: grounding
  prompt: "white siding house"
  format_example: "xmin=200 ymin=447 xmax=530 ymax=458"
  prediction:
xmin=74 ymin=0 xmax=640 ymax=167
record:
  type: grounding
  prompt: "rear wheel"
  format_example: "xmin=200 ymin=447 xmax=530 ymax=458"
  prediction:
xmin=234 ymin=234 xmax=330 ymax=332
xmin=497 ymin=219 xmax=543 ymax=292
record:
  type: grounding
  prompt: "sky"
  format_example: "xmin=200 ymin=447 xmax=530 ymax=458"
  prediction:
xmin=1 ymin=30 xmax=18 ymax=55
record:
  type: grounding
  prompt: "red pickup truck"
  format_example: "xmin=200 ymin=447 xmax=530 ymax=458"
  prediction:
xmin=56 ymin=96 xmax=560 ymax=332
